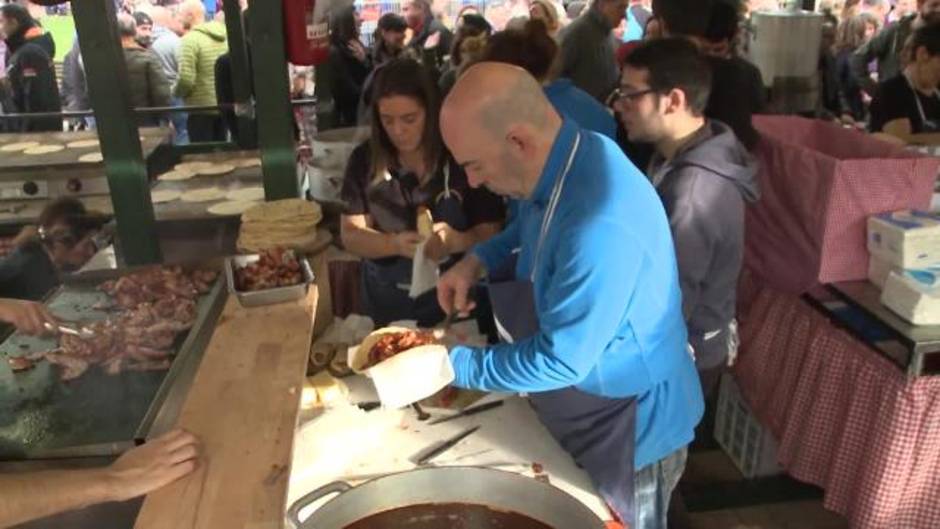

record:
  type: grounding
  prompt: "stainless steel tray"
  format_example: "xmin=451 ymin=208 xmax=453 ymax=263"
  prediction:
xmin=225 ymin=253 xmax=314 ymax=308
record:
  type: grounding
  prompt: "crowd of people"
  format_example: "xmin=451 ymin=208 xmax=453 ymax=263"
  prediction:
xmin=0 ymin=0 xmax=259 ymax=143
xmin=819 ymin=0 xmax=940 ymax=136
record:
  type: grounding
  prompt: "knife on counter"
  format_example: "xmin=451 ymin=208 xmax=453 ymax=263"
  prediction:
xmin=428 ymin=400 xmax=505 ymax=425
xmin=415 ymin=425 xmax=481 ymax=466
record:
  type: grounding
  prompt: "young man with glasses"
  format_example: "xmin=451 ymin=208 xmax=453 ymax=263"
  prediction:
xmin=613 ymin=38 xmax=759 ymax=405
xmin=650 ymin=0 xmax=764 ymax=149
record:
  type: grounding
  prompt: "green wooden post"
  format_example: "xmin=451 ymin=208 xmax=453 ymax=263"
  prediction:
xmin=72 ymin=0 xmax=161 ymax=264
xmin=246 ymin=0 xmax=297 ymax=200
xmin=221 ymin=0 xmax=256 ymax=149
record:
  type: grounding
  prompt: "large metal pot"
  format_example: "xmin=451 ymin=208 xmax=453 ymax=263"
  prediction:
xmin=288 ymin=466 xmax=607 ymax=529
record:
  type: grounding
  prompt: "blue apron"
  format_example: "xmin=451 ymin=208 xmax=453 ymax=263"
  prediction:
xmin=361 ymin=165 xmax=468 ymax=327
xmin=487 ymin=133 xmax=637 ymax=525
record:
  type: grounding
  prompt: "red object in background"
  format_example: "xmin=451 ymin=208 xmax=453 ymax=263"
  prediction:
xmin=283 ymin=0 xmax=330 ymax=66
xmin=745 ymin=115 xmax=940 ymax=294
xmin=616 ymin=41 xmax=642 ymax=68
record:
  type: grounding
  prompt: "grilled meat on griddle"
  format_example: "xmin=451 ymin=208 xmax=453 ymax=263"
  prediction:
xmin=7 ymin=268 xmax=217 ymax=381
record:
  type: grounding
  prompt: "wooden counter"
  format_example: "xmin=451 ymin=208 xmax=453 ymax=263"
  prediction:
xmin=134 ymin=287 xmax=318 ymax=529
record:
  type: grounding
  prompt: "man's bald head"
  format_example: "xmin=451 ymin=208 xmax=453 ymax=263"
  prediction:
xmin=146 ymin=6 xmax=170 ymax=26
xmin=444 ymin=62 xmax=552 ymax=135
xmin=441 ymin=62 xmax=562 ymax=198
xmin=178 ymin=0 xmax=206 ymax=31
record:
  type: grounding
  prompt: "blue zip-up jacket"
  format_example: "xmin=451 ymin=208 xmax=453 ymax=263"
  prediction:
xmin=544 ymin=78 xmax=617 ymax=140
xmin=449 ymin=119 xmax=704 ymax=468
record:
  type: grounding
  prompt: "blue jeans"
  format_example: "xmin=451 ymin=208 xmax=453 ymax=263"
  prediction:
xmin=634 ymin=446 xmax=688 ymax=529
xmin=170 ymin=97 xmax=189 ymax=145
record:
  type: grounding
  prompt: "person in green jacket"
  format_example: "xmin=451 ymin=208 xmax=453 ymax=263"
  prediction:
xmin=175 ymin=1 xmax=227 ymax=142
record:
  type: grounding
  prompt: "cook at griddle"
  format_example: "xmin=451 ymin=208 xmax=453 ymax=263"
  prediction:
xmin=0 ymin=198 xmax=103 ymax=301
xmin=340 ymin=59 xmax=504 ymax=327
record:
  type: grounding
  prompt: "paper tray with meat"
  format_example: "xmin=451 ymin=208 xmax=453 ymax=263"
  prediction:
xmin=348 ymin=327 xmax=455 ymax=409
xmin=349 ymin=327 xmax=446 ymax=372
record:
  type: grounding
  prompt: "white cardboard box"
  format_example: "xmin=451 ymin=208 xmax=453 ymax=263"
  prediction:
xmin=869 ymin=255 xmax=940 ymax=290
xmin=881 ymin=270 xmax=940 ymax=325
xmin=868 ymin=210 xmax=940 ymax=269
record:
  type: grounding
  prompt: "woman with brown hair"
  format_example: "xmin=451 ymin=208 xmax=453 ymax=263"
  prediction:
xmin=327 ymin=4 xmax=372 ymax=127
xmin=340 ymin=59 xmax=504 ymax=326
xmin=438 ymin=13 xmax=493 ymax=96
xmin=835 ymin=13 xmax=880 ymax=120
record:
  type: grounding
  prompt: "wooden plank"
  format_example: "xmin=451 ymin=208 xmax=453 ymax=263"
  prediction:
xmin=134 ymin=287 xmax=318 ymax=529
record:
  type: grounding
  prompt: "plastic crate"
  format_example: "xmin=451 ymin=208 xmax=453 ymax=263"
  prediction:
xmin=714 ymin=374 xmax=783 ymax=479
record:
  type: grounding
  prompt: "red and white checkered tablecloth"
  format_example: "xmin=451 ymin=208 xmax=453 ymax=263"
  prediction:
xmin=734 ymin=284 xmax=940 ymax=529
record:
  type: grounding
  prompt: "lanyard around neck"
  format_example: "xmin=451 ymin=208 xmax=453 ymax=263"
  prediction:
xmin=904 ymin=73 xmax=940 ymax=127
xmin=530 ymin=131 xmax=582 ymax=282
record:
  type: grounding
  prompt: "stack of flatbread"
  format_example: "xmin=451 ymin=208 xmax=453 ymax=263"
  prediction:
xmin=237 ymin=198 xmax=322 ymax=252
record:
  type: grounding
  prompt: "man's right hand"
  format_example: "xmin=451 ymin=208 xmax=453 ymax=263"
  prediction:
xmin=437 ymin=254 xmax=482 ymax=317
xmin=0 ymin=299 xmax=57 ymax=336
xmin=392 ymin=231 xmax=423 ymax=259
xmin=104 ymin=429 xmax=201 ymax=502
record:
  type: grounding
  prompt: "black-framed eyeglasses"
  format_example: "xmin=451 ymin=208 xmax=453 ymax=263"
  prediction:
xmin=608 ymin=87 xmax=658 ymax=106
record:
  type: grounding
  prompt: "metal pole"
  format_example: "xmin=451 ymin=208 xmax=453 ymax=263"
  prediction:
xmin=221 ymin=0 xmax=257 ymax=149
xmin=246 ymin=0 xmax=298 ymax=200
xmin=72 ymin=0 xmax=161 ymax=265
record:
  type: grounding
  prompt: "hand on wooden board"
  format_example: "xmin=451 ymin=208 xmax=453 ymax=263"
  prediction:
xmin=104 ymin=429 xmax=201 ymax=502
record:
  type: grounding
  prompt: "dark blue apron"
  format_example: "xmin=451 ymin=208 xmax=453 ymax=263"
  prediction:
xmin=487 ymin=132 xmax=637 ymax=526
xmin=361 ymin=164 xmax=468 ymax=328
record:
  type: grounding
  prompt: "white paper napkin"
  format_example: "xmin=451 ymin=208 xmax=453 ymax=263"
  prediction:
xmin=409 ymin=240 xmax=439 ymax=299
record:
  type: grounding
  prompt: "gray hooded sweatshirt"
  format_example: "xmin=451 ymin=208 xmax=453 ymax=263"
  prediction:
xmin=648 ymin=120 xmax=760 ymax=369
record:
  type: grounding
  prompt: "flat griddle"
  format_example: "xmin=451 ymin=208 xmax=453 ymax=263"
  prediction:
xmin=0 ymin=128 xmax=169 ymax=177
xmin=151 ymin=152 xmax=264 ymax=221
xmin=0 ymin=266 xmax=226 ymax=460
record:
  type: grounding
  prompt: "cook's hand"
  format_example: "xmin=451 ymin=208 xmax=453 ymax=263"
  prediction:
xmin=104 ymin=429 xmax=201 ymax=502
xmin=423 ymin=223 xmax=464 ymax=263
xmin=0 ymin=299 xmax=57 ymax=335
xmin=347 ymin=40 xmax=367 ymax=63
xmin=392 ymin=231 xmax=422 ymax=259
xmin=437 ymin=254 xmax=481 ymax=317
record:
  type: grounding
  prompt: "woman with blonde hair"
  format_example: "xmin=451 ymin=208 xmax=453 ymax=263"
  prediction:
xmin=529 ymin=0 xmax=562 ymax=37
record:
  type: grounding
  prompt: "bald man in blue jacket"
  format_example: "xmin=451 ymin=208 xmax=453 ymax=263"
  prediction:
xmin=438 ymin=62 xmax=703 ymax=529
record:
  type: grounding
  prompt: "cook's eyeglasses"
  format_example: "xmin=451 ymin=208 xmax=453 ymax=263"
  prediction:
xmin=608 ymin=87 xmax=658 ymax=106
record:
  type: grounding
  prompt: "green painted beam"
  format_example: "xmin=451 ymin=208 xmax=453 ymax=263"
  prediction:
xmin=221 ymin=0 xmax=256 ymax=149
xmin=246 ymin=0 xmax=297 ymax=200
xmin=72 ymin=0 xmax=161 ymax=265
